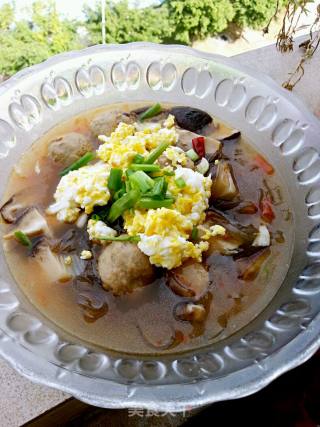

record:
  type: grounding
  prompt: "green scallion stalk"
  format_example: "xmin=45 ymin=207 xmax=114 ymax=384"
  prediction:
xmin=191 ymin=226 xmax=198 ymax=240
xmin=113 ymin=187 xmax=126 ymax=201
xmin=139 ymin=103 xmax=162 ymax=121
xmin=14 ymin=231 xmax=32 ymax=248
xmin=132 ymin=154 xmax=145 ymax=164
xmin=91 ymin=213 xmax=101 ymax=221
xmin=175 ymin=177 xmax=186 ymax=188
xmin=129 ymin=171 xmax=154 ymax=193
xmin=186 ymin=149 xmax=199 ymax=162
xmin=108 ymin=168 xmax=123 ymax=192
xmin=107 ymin=189 xmax=140 ymax=223
xmin=60 ymin=152 xmax=95 ymax=176
xmin=163 ymin=170 xmax=175 ymax=176
xmin=144 ymin=142 xmax=170 ymax=164
xmin=151 ymin=177 xmax=166 ymax=197
xmin=99 ymin=235 xmax=140 ymax=242
xmin=130 ymin=164 xmax=161 ymax=172
xmin=136 ymin=197 xmax=174 ymax=209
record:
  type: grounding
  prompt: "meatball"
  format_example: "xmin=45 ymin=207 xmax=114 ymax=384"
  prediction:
xmin=98 ymin=242 xmax=155 ymax=295
xmin=90 ymin=110 xmax=134 ymax=137
xmin=48 ymin=133 xmax=92 ymax=167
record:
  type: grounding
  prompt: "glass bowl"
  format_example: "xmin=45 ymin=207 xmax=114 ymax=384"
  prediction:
xmin=0 ymin=42 xmax=320 ymax=412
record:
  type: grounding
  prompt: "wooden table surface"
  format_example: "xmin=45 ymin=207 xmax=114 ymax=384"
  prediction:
xmin=0 ymin=37 xmax=319 ymax=427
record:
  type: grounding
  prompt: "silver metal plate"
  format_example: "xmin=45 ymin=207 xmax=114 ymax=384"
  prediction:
xmin=0 ymin=43 xmax=320 ymax=411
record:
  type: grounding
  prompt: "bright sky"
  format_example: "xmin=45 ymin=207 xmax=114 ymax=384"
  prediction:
xmin=0 ymin=0 xmax=162 ymax=20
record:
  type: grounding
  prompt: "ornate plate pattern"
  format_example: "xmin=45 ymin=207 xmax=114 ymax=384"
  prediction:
xmin=0 ymin=43 xmax=320 ymax=411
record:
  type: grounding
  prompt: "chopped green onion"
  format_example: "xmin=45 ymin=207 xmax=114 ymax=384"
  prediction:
xmin=136 ymin=197 xmax=174 ymax=209
xmin=108 ymin=168 xmax=123 ymax=192
xmin=139 ymin=103 xmax=162 ymax=121
xmin=92 ymin=206 xmax=109 ymax=223
xmin=144 ymin=141 xmax=170 ymax=164
xmin=91 ymin=213 xmax=101 ymax=221
xmin=125 ymin=169 xmax=134 ymax=192
xmin=132 ymin=154 xmax=145 ymax=164
xmin=151 ymin=177 xmax=166 ymax=197
xmin=130 ymin=164 xmax=161 ymax=172
xmin=149 ymin=171 xmax=163 ymax=178
xmin=107 ymin=189 xmax=140 ymax=223
xmin=14 ymin=231 xmax=32 ymax=248
xmin=196 ymin=157 xmax=210 ymax=174
xmin=175 ymin=177 xmax=186 ymax=188
xmin=99 ymin=235 xmax=140 ymax=242
xmin=129 ymin=171 xmax=154 ymax=193
xmin=163 ymin=170 xmax=175 ymax=176
xmin=186 ymin=149 xmax=199 ymax=162
xmin=191 ymin=226 xmax=198 ymax=240
xmin=113 ymin=187 xmax=126 ymax=201
xmin=125 ymin=179 xmax=131 ymax=193
xmin=60 ymin=152 xmax=95 ymax=176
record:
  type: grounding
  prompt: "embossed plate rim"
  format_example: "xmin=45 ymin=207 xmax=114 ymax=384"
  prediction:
xmin=0 ymin=42 xmax=320 ymax=411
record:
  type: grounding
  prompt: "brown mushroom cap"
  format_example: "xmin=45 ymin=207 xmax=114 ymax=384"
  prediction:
xmin=3 ymin=207 xmax=52 ymax=240
xmin=167 ymin=260 xmax=210 ymax=300
xmin=0 ymin=196 xmax=27 ymax=223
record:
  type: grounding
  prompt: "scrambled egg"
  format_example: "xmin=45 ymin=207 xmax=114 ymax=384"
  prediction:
xmin=163 ymin=146 xmax=188 ymax=167
xmin=168 ymin=167 xmax=212 ymax=224
xmin=87 ymin=219 xmax=117 ymax=241
xmin=199 ymin=224 xmax=226 ymax=240
xmin=80 ymin=250 xmax=93 ymax=260
xmin=49 ymin=115 xmax=218 ymax=270
xmin=138 ymin=235 xmax=208 ymax=270
xmin=47 ymin=162 xmax=110 ymax=222
xmin=97 ymin=122 xmax=178 ymax=168
xmin=124 ymin=207 xmax=209 ymax=269
xmin=123 ymin=166 xmax=212 ymax=269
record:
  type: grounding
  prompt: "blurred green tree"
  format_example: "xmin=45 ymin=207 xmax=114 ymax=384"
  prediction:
xmin=165 ymin=0 xmax=235 ymax=44
xmin=232 ymin=0 xmax=284 ymax=29
xmin=0 ymin=2 xmax=14 ymax=31
xmin=84 ymin=0 xmax=172 ymax=45
xmin=0 ymin=1 xmax=81 ymax=77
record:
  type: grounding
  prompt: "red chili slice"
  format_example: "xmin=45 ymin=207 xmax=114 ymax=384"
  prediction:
xmin=192 ymin=136 xmax=206 ymax=157
xmin=259 ymin=195 xmax=275 ymax=223
xmin=254 ymin=154 xmax=274 ymax=175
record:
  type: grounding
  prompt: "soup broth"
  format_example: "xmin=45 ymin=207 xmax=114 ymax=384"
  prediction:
xmin=0 ymin=103 xmax=293 ymax=356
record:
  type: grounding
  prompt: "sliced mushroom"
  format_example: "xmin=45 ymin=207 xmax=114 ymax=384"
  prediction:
xmin=203 ymin=210 xmax=257 ymax=257
xmin=206 ymin=121 xmax=241 ymax=142
xmin=252 ymin=225 xmax=270 ymax=247
xmin=170 ymin=107 xmax=212 ymax=132
xmin=207 ymin=235 xmax=245 ymax=256
xmin=0 ymin=196 xmax=28 ymax=223
xmin=211 ymin=161 xmax=239 ymax=200
xmin=174 ymin=302 xmax=206 ymax=322
xmin=3 ymin=208 xmax=52 ymax=240
xmin=98 ymin=241 xmax=155 ymax=295
xmin=34 ymin=243 xmax=73 ymax=284
xmin=237 ymin=248 xmax=271 ymax=281
xmin=167 ymin=260 xmax=209 ymax=300
xmin=176 ymin=128 xmax=221 ymax=158
xmin=90 ymin=110 xmax=135 ymax=137
xmin=48 ymin=133 xmax=93 ymax=167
